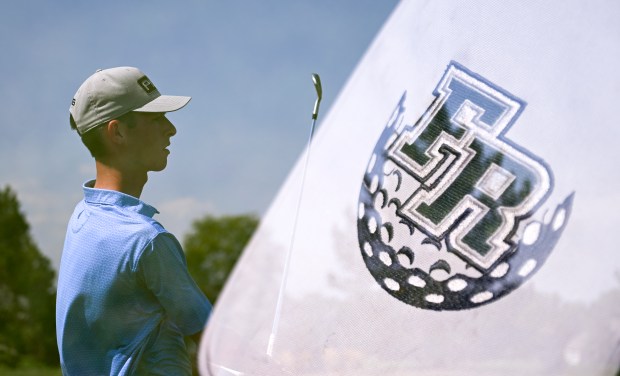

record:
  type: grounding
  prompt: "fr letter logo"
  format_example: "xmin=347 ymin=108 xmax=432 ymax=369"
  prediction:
xmin=357 ymin=62 xmax=571 ymax=310
xmin=388 ymin=64 xmax=551 ymax=271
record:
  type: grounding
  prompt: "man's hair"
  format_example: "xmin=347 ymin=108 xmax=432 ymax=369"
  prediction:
xmin=70 ymin=112 xmax=137 ymax=159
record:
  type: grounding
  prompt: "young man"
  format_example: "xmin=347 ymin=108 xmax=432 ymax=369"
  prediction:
xmin=56 ymin=67 xmax=211 ymax=375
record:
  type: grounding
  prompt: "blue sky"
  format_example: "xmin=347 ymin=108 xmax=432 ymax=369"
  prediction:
xmin=0 ymin=1 xmax=398 ymax=270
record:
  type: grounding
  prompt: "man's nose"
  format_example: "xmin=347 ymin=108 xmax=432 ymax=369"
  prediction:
xmin=165 ymin=117 xmax=177 ymax=137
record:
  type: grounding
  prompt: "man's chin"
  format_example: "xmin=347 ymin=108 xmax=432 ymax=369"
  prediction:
xmin=150 ymin=161 xmax=168 ymax=172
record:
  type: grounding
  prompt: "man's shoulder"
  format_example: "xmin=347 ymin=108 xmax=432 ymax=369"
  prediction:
xmin=112 ymin=204 xmax=169 ymax=238
xmin=72 ymin=199 xmax=170 ymax=246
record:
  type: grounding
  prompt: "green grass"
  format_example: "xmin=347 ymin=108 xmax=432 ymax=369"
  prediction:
xmin=0 ymin=358 xmax=62 ymax=376
xmin=0 ymin=366 xmax=61 ymax=376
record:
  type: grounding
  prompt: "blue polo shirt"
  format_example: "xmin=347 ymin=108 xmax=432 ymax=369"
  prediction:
xmin=56 ymin=181 xmax=211 ymax=375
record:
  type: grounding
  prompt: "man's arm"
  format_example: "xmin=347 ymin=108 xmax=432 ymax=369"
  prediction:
xmin=138 ymin=232 xmax=212 ymax=335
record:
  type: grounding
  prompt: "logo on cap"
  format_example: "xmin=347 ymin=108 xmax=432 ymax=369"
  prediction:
xmin=357 ymin=61 xmax=573 ymax=310
xmin=138 ymin=76 xmax=157 ymax=94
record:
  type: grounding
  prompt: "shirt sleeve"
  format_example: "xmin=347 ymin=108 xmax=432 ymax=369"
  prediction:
xmin=138 ymin=232 xmax=212 ymax=335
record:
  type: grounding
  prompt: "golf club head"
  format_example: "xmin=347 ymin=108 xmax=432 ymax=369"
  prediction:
xmin=312 ymin=73 xmax=322 ymax=119
xmin=312 ymin=73 xmax=322 ymax=100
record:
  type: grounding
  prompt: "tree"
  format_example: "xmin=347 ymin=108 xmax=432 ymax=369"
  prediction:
xmin=184 ymin=213 xmax=259 ymax=303
xmin=0 ymin=186 xmax=58 ymax=367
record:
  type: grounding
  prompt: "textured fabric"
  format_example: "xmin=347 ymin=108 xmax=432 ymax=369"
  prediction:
xmin=56 ymin=181 xmax=211 ymax=375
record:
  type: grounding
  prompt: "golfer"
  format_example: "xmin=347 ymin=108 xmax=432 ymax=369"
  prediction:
xmin=56 ymin=67 xmax=211 ymax=375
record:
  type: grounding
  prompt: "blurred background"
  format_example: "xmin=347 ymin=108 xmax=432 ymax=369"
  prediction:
xmin=0 ymin=0 xmax=398 ymax=373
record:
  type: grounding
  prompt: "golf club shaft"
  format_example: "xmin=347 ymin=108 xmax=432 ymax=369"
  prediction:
xmin=267 ymin=74 xmax=322 ymax=357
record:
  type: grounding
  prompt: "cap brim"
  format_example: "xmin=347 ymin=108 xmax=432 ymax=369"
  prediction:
xmin=134 ymin=95 xmax=191 ymax=113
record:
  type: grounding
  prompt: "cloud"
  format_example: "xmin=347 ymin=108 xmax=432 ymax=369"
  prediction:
xmin=155 ymin=196 xmax=218 ymax=244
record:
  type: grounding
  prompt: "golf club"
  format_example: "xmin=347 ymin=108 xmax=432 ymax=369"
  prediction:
xmin=267 ymin=73 xmax=323 ymax=357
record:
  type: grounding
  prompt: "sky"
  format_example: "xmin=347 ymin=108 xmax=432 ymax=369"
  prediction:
xmin=0 ymin=0 xmax=399 ymax=272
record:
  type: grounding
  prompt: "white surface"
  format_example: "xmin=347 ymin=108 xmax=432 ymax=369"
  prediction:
xmin=200 ymin=1 xmax=620 ymax=374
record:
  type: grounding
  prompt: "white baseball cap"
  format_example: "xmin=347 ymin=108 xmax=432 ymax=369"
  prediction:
xmin=70 ymin=66 xmax=191 ymax=135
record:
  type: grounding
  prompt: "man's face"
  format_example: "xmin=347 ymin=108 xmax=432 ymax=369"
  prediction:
xmin=122 ymin=112 xmax=177 ymax=173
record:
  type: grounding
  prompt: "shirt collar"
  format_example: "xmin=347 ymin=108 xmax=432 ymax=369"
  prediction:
xmin=82 ymin=180 xmax=160 ymax=218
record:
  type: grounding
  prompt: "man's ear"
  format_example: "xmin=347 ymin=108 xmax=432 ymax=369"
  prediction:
xmin=103 ymin=119 xmax=125 ymax=145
